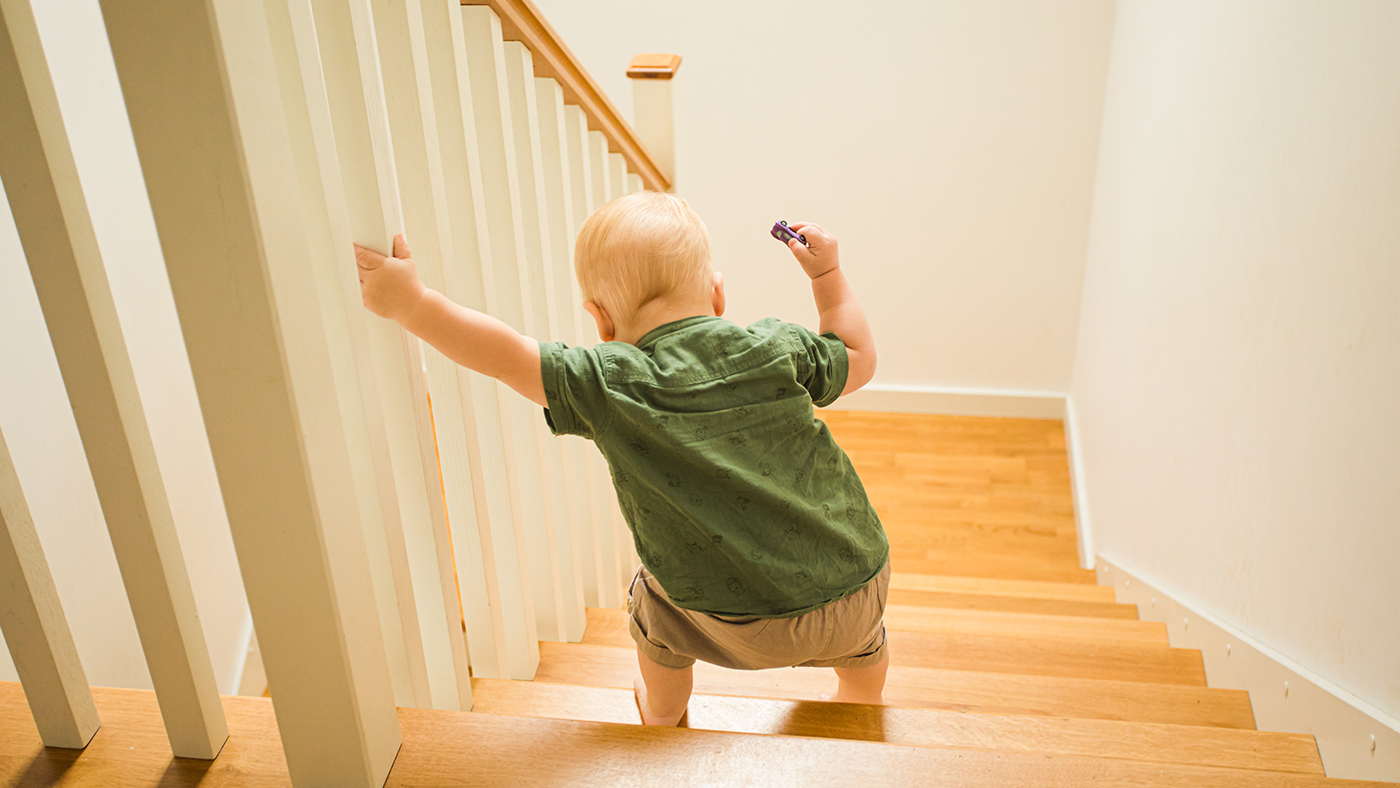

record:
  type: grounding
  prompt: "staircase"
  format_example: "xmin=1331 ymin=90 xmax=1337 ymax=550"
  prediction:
xmin=3 ymin=411 xmax=1394 ymax=785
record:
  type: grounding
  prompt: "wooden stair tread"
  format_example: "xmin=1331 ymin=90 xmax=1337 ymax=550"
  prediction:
xmin=5 ymin=683 xmax=1382 ymax=788
xmin=890 ymin=572 xmax=1118 ymax=603
xmin=886 ymin=587 xmax=1137 ymax=619
xmin=583 ymin=608 xmax=1205 ymax=685
xmin=883 ymin=603 xmax=1168 ymax=646
xmin=471 ymin=679 xmax=1323 ymax=775
xmin=536 ymin=642 xmax=1257 ymax=729
xmin=589 ymin=604 xmax=1169 ymax=650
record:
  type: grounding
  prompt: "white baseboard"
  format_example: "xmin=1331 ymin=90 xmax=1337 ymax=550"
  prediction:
xmin=828 ymin=384 xmax=1067 ymax=419
xmin=1062 ymin=395 xmax=1095 ymax=570
xmin=1098 ymin=556 xmax=1400 ymax=782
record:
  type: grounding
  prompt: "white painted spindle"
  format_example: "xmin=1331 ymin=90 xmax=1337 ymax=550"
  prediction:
xmin=0 ymin=426 xmax=100 ymax=749
xmin=560 ymin=105 xmax=608 ymax=609
xmin=461 ymin=4 xmax=549 ymax=679
xmin=0 ymin=0 xmax=229 ymax=758
xmin=503 ymin=41 xmax=580 ymax=644
xmin=367 ymin=0 xmax=488 ymax=711
xmin=268 ymin=0 xmax=428 ymax=711
xmin=99 ymin=0 xmax=402 ymax=783
xmin=534 ymin=78 xmax=591 ymax=640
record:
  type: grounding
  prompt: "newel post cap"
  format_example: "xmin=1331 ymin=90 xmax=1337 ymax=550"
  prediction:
xmin=627 ymin=53 xmax=682 ymax=79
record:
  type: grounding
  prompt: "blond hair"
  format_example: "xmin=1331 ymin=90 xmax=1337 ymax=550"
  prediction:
xmin=574 ymin=192 xmax=713 ymax=325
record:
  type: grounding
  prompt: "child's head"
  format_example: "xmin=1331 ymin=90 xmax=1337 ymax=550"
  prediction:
xmin=575 ymin=192 xmax=715 ymax=330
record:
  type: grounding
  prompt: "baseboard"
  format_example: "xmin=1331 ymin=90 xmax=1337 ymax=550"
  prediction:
xmin=1097 ymin=556 xmax=1400 ymax=782
xmin=1062 ymin=396 xmax=1095 ymax=570
xmin=827 ymin=384 xmax=1067 ymax=419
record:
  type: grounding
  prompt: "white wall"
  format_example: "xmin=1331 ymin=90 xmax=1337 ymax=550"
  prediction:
xmin=533 ymin=0 xmax=1116 ymax=392
xmin=1071 ymin=0 xmax=1400 ymax=723
xmin=0 ymin=0 xmax=251 ymax=695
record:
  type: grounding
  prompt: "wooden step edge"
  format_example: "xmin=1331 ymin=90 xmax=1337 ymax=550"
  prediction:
xmin=4 ymin=684 xmax=1378 ymax=788
xmin=587 ymin=605 xmax=1172 ymax=648
xmin=882 ymin=587 xmax=1138 ymax=620
xmin=471 ymin=679 xmax=1324 ymax=776
xmin=882 ymin=603 xmax=1169 ymax=644
xmin=537 ymin=642 xmax=1259 ymax=730
xmin=889 ymin=572 xmax=1118 ymax=603
xmin=578 ymin=615 xmax=1208 ymax=687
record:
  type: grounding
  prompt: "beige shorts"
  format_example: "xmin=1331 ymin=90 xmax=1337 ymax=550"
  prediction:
xmin=627 ymin=562 xmax=890 ymax=671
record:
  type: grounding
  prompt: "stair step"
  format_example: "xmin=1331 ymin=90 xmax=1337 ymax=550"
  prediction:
xmin=6 ymin=682 xmax=1384 ymax=788
xmin=471 ymin=679 xmax=1323 ymax=774
xmin=883 ymin=603 xmax=1169 ymax=646
xmin=535 ymin=642 xmax=1256 ymax=729
xmin=890 ymin=572 xmax=1118 ymax=603
xmin=583 ymin=608 xmax=1205 ymax=685
xmin=887 ymin=586 xmax=1137 ymax=619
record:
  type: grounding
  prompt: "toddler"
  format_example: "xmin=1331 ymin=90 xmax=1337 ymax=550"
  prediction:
xmin=356 ymin=192 xmax=890 ymax=726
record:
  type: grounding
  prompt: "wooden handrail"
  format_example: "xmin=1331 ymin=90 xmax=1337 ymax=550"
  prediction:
xmin=463 ymin=0 xmax=671 ymax=192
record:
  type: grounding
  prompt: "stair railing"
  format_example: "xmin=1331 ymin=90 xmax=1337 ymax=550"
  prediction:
xmin=0 ymin=0 xmax=677 ymax=784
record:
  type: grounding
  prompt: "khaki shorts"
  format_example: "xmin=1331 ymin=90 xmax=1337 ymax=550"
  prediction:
xmin=627 ymin=562 xmax=890 ymax=671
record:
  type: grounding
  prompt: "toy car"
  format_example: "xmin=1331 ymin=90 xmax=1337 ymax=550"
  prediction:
xmin=771 ymin=220 xmax=808 ymax=247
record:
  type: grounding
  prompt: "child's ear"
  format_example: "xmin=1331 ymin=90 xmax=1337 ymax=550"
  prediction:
xmin=583 ymin=300 xmax=616 ymax=342
xmin=711 ymin=271 xmax=726 ymax=317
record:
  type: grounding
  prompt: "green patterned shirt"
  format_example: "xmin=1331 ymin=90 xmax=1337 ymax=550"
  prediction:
xmin=539 ymin=316 xmax=888 ymax=617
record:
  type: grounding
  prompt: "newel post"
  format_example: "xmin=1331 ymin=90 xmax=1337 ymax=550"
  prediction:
xmin=627 ymin=54 xmax=681 ymax=190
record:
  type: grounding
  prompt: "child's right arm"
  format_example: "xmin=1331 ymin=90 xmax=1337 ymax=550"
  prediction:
xmin=355 ymin=235 xmax=546 ymax=407
xmin=786 ymin=223 xmax=877 ymax=395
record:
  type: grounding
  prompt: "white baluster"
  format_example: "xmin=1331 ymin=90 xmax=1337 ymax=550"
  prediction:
xmin=0 ymin=425 xmax=100 ymax=749
xmin=365 ymin=0 xmax=485 ymax=711
xmin=270 ymin=0 xmax=428 ymax=712
xmin=533 ymin=75 xmax=590 ymax=642
xmin=603 ymin=151 xmax=643 ymax=587
xmin=500 ymin=41 xmax=570 ymax=644
xmin=561 ymin=105 xmax=608 ymax=609
xmin=421 ymin=0 xmax=539 ymax=687
xmin=461 ymin=4 xmax=553 ymax=679
xmin=628 ymin=173 xmax=644 ymax=194
xmin=581 ymin=128 xmax=622 ymax=605
xmin=99 ymin=0 xmax=401 ymax=783
xmin=0 ymin=0 xmax=229 ymax=758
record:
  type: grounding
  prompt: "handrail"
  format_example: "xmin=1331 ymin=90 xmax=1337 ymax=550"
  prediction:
xmin=463 ymin=0 xmax=671 ymax=192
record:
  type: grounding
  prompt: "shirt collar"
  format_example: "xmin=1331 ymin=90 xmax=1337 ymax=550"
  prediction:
xmin=635 ymin=315 xmax=723 ymax=351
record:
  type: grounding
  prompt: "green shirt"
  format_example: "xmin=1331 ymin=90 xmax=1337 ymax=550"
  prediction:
xmin=539 ymin=316 xmax=889 ymax=617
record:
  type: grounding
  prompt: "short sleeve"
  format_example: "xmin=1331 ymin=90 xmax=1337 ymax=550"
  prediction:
xmin=538 ymin=341 xmax=611 ymax=439
xmin=788 ymin=324 xmax=849 ymax=408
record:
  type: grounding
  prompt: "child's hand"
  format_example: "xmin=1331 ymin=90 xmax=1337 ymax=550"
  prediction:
xmin=785 ymin=222 xmax=840 ymax=279
xmin=355 ymin=234 xmax=426 ymax=322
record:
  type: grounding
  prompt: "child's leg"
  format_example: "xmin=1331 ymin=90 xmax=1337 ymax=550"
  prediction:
xmin=634 ymin=648 xmax=693 ymax=726
xmin=830 ymin=648 xmax=889 ymax=705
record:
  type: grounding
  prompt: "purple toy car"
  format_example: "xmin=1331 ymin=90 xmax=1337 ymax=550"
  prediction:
xmin=771 ymin=220 xmax=808 ymax=247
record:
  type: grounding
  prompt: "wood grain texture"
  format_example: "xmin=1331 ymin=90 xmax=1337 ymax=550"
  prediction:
xmin=886 ymin=587 xmax=1138 ymax=619
xmin=891 ymin=572 xmax=1118 ymax=602
xmin=580 ymin=609 xmax=1204 ymax=686
xmin=7 ymin=684 xmax=1382 ymax=787
xmin=459 ymin=0 xmax=669 ymax=190
xmin=470 ymin=680 xmax=1323 ymax=775
xmin=534 ymin=642 xmax=1256 ymax=729
xmin=819 ymin=411 xmax=1095 ymax=584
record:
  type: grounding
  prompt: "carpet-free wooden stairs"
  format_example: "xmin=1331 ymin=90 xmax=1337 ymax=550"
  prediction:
xmin=2 ymin=412 xmax=1393 ymax=786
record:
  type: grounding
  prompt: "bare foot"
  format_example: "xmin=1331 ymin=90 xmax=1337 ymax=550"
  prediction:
xmin=633 ymin=678 xmax=685 ymax=726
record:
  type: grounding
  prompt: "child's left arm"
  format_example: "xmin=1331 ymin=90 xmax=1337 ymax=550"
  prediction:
xmin=355 ymin=235 xmax=546 ymax=407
